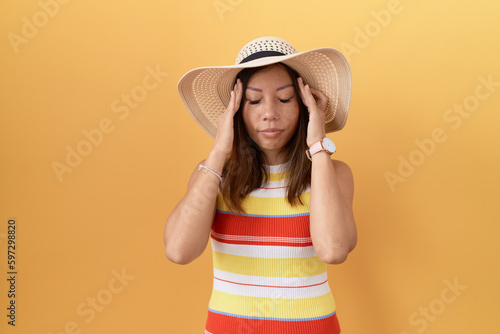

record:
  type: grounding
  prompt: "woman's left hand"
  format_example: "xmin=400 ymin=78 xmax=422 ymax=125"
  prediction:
xmin=297 ymin=77 xmax=328 ymax=147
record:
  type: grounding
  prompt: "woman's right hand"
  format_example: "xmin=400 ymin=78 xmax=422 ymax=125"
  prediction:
xmin=212 ymin=79 xmax=243 ymax=156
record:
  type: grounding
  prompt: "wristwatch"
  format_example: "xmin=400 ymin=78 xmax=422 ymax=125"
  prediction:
xmin=306 ymin=137 xmax=336 ymax=160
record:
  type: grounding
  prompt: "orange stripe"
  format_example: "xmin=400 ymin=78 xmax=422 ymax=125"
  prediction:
xmin=212 ymin=211 xmax=311 ymax=238
xmin=205 ymin=310 xmax=341 ymax=334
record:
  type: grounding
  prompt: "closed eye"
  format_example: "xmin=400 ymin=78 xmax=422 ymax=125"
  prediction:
xmin=248 ymin=100 xmax=261 ymax=105
xmin=280 ymin=97 xmax=293 ymax=103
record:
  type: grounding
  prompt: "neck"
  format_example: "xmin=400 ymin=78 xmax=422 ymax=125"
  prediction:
xmin=262 ymin=149 xmax=287 ymax=166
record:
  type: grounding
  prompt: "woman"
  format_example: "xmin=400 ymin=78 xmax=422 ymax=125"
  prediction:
xmin=165 ymin=37 xmax=357 ymax=334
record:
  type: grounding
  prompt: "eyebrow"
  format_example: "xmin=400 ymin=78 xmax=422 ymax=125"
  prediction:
xmin=246 ymin=83 xmax=294 ymax=92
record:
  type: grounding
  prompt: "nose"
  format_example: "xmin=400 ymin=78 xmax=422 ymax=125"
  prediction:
xmin=262 ymin=100 xmax=279 ymax=121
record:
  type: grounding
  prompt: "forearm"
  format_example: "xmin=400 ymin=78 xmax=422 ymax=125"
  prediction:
xmin=309 ymin=152 xmax=357 ymax=264
xmin=164 ymin=149 xmax=226 ymax=264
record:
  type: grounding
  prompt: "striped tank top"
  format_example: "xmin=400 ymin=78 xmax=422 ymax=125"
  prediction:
xmin=204 ymin=163 xmax=341 ymax=334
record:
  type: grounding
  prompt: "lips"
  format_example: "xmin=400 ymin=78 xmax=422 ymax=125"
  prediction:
xmin=259 ymin=128 xmax=283 ymax=137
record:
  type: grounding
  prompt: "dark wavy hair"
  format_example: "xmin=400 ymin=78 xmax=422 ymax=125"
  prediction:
xmin=221 ymin=63 xmax=312 ymax=213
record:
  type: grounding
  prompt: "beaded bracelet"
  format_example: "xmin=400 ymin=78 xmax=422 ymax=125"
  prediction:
xmin=198 ymin=164 xmax=222 ymax=182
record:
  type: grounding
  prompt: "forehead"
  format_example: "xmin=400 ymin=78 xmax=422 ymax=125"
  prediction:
xmin=247 ymin=64 xmax=294 ymax=87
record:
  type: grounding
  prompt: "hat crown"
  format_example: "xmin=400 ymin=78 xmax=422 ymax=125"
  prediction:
xmin=235 ymin=37 xmax=298 ymax=65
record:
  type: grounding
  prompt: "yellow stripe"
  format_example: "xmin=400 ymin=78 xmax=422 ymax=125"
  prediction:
xmin=209 ymin=289 xmax=336 ymax=319
xmin=213 ymin=252 xmax=326 ymax=277
xmin=217 ymin=192 xmax=310 ymax=215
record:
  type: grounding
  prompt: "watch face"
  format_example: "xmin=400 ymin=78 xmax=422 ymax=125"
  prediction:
xmin=323 ymin=137 xmax=336 ymax=153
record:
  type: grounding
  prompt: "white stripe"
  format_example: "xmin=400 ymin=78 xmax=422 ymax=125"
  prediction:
xmin=211 ymin=239 xmax=317 ymax=258
xmin=211 ymin=231 xmax=311 ymax=244
xmin=261 ymin=178 xmax=287 ymax=188
xmin=265 ymin=163 xmax=290 ymax=174
xmin=213 ymin=277 xmax=331 ymax=299
xmin=249 ymin=179 xmax=287 ymax=198
xmin=214 ymin=269 xmax=328 ymax=287
xmin=248 ymin=181 xmax=311 ymax=198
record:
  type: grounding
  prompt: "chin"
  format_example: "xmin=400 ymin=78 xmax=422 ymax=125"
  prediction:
xmin=258 ymin=141 xmax=288 ymax=154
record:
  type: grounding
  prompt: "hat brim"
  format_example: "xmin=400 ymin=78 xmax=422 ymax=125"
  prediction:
xmin=177 ymin=47 xmax=352 ymax=138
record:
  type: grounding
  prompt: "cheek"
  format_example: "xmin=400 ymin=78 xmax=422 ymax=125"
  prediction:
xmin=282 ymin=102 xmax=300 ymax=122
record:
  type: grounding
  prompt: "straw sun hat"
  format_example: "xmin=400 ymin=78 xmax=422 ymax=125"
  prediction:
xmin=177 ymin=37 xmax=352 ymax=138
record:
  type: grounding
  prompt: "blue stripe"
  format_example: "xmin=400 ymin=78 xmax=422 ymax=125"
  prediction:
xmin=216 ymin=210 xmax=309 ymax=218
xmin=208 ymin=308 xmax=335 ymax=321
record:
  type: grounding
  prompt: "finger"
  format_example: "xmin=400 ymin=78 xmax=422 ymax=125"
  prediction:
xmin=233 ymin=79 xmax=243 ymax=114
xmin=309 ymin=87 xmax=328 ymax=111
xmin=297 ymin=77 xmax=308 ymax=102
xmin=226 ymin=90 xmax=235 ymax=114
xmin=297 ymin=77 xmax=305 ymax=96
xmin=297 ymin=77 xmax=314 ymax=108
xmin=226 ymin=79 xmax=240 ymax=115
xmin=304 ymin=84 xmax=318 ymax=110
xmin=309 ymin=87 xmax=328 ymax=102
xmin=309 ymin=88 xmax=326 ymax=100
xmin=225 ymin=80 xmax=240 ymax=116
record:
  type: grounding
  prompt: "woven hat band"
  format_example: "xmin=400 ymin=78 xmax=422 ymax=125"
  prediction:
xmin=239 ymin=50 xmax=286 ymax=64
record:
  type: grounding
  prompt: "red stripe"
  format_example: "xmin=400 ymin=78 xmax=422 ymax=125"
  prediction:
xmin=212 ymin=212 xmax=311 ymax=239
xmin=213 ymin=277 xmax=328 ymax=289
xmin=211 ymin=235 xmax=312 ymax=247
xmin=205 ymin=310 xmax=341 ymax=334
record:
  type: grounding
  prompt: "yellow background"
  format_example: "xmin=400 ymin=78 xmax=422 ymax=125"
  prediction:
xmin=1 ymin=0 xmax=499 ymax=333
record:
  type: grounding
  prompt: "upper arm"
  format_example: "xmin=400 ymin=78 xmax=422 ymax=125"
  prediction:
xmin=186 ymin=160 xmax=205 ymax=191
xmin=185 ymin=158 xmax=219 ymax=219
xmin=164 ymin=159 xmax=218 ymax=244
xmin=332 ymin=159 xmax=354 ymax=208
